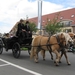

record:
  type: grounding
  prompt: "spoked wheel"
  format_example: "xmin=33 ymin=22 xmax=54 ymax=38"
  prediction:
xmin=0 ymin=38 xmax=3 ymax=54
xmin=12 ymin=42 xmax=21 ymax=58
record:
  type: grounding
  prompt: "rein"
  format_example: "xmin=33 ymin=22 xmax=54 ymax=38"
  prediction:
xmin=46 ymin=35 xmax=52 ymax=51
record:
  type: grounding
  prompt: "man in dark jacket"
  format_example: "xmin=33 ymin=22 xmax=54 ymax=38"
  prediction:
xmin=16 ymin=19 xmax=27 ymax=44
xmin=16 ymin=19 xmax=26 ymax=38
xmin=24 ymin=21 xmax=32 ymax=38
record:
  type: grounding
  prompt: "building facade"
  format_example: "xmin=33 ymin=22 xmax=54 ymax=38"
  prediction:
xmin=10 ymin=8 xmax=75 ymax=35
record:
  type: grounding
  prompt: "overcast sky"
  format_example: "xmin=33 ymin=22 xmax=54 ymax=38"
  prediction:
xmin=0 ymin=0 xmax=75 ymax=33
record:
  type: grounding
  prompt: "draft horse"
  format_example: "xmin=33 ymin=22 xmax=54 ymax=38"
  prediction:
xmin=30 ymin=32 xmax=68 ymax=66
xmin=40 ymin=32 xmax=74 ymax=65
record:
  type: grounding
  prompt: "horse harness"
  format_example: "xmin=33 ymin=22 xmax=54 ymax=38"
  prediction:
xmin=36 ymin=34 xmax=66 ymax=53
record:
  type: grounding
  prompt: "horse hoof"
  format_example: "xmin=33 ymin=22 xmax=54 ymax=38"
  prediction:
xmin=55 ymin=64 xmax=59 ymax=66
xmin=59 ymin=61 xmax=61 ymax=63
xmin=35 ymin=61 xmax=38 ymax=63
xmin=68 ymin=63 xmax=71 ymax=65
xmin=55 ymin=65 xmax=59 ymax=66
xmin=54 ymin=61 xmax=56 ymax=63
xmin=43 ymin=59 xmax=45 ymax=61
xmin=36 ymin=62 xmax=38 ymax=63
xmin=68 ymin=62 xmax=71 ymax=65
xmin=51 ymin=58 xmax=53 ymax=60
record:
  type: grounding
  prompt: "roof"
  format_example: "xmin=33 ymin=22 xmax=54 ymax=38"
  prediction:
xmin=28 ymin=8 xmax=75 ymax=26
xmin=10 ymin=8 xmax=75 ymax=33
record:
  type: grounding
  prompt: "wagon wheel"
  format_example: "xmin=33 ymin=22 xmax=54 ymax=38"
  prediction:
xmin=0 ymin=38 xmax=3 ymax=54
xmin=12 ymin=42 xmax=21 ymax=58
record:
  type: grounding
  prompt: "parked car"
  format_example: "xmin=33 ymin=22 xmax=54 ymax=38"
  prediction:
xmin=68 ymin=46 xmax=75 ymax=53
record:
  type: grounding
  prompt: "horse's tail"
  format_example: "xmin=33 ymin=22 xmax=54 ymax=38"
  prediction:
xmin=30 ymin=37 xmax=35 ymax=59
xmin=30 ymin=35 xmax=40 ymax=59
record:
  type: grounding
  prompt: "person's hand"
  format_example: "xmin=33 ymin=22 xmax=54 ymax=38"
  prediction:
xmin=22 ymin=29 xmax=26 ymax=31
xmin=28 ymin=31 xmax=30 ymax=33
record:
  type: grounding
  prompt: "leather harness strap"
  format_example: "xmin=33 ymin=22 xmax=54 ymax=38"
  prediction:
xmin=46 ymin=35 xmax=52 ymax=51
xmin=36 ymin=34 xmax=66 ymax=52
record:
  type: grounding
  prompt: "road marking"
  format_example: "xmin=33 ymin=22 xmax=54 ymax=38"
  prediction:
xmin=0 ymin=59 xmax=42 ymax=75
xmin=0 ymin=64 xmax=9 ymax=67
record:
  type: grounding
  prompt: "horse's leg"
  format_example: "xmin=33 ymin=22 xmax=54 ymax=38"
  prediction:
xmin=59 ymin=51 xmax=64 ymax=63
xmin=53 ymin=50 xmax=60 ymax=66
xmin=34 ymin=48 xmax=38 ymax=63
xmin=40 ymin=50 xmax=46 ymax=60
xmin=34 ymin=47 xmax=41 ymax=63
xmin=49 ymin=50 xmax=53 ymax=60
xmin=54 ymin=50 xmax=64 ymax=63
xmin=63 ymin=51 xmax=71 ymax=65
xmin=54 ymin=52 xmax=59 ymax=63
xmin=30 ymin=47 xmax=38 ymax=63
xmin=41 ymin=50 xmax=53 ymax=60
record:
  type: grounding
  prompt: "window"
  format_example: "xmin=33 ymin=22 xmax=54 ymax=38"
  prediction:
xmin=60 ymin=21 xmax=72 ymax=27
xmin=71 ymin=14 xmax=74 ymax=17
xmin=65 ymin=22 xmax=70 ymax=26
xmin=48 ymin=19 xmax=50 ymax=21
xmin=43 ymin=20 xmax=45 ymax=22
xmin=60 ymin=17 xmax=63 ymax=20
xmin=63 ymin=29 xmax=71 ymax=32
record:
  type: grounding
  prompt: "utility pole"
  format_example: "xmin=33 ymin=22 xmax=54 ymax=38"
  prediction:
xmin=38 ymin=0 xmax=42 ymax=35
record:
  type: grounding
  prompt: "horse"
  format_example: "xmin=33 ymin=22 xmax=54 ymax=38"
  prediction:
xmin=30 ymin=32 xmax=70 ymax=66
xmin=68 ymin=32 xmax=75 ymax=53
xmin=56 ymin=32 xmax=75 ymax=59
xmin=40 ymin=32 xmax=74 ymax=65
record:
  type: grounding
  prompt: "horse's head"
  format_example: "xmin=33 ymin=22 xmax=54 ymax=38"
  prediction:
xmin=63 ymin=32 xmax=74 ymax=48
xmin=55 ymin=32 xmax=66 ymax=47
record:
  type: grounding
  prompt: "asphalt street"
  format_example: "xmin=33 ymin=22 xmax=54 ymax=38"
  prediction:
xmin=0 ymin=48 xmax=75 ymax=75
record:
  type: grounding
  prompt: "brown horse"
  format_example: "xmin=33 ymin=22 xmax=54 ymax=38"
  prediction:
xmin=30 ymin=32 xmax=69 ymax=66
xmin=40 ymin=32 xmax=74 ymax=65
xmin=68 ymin=32 xmax=75 ymax=52
xmin=68 ymin=32 xmax=75 ymax=47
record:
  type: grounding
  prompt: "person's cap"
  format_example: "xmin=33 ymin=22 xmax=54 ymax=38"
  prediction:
xmin=25 ymin=21 xmax=29 ymax=24
xmin=20 ymin=19 xmax=23 ymax=22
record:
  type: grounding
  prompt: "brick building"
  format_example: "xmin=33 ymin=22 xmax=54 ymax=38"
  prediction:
xmin=10 ymin=8 xmax=75 ymax=35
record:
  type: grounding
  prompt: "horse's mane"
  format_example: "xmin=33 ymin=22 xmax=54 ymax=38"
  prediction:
xmin=53 ymin=32 xmax=73 ymax=45
xmin=62 ymin=32 xmax=73 ymax=45
xmin=53 ymin=32 xmax=63 ymax=36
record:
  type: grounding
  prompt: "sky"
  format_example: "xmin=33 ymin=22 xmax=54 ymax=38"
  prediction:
xmin=0 ymin=0 xmax=75 ymax=34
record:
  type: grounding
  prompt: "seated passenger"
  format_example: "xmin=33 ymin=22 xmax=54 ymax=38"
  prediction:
xmin=24 ymin=21 xmax=32 ymax=38
xmin=3 ymin=34 xmax=18 ymax=51
xmin=16 ymin=19 xmax=28 ymax=44
xmin=16 ymin=19 xmax=26 ymax=38
xmin=3 ymin=33 xmax=10 ymax=39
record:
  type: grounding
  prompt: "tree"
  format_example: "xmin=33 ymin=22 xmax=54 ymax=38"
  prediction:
xmin=29 ymin=22 xmax=38 ymax=32
xmin=45 ymin=13 xmax=64 ymax=35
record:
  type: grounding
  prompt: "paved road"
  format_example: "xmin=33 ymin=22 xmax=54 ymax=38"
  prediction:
xmin=0 ymin=48 xmax=75 ymax=75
